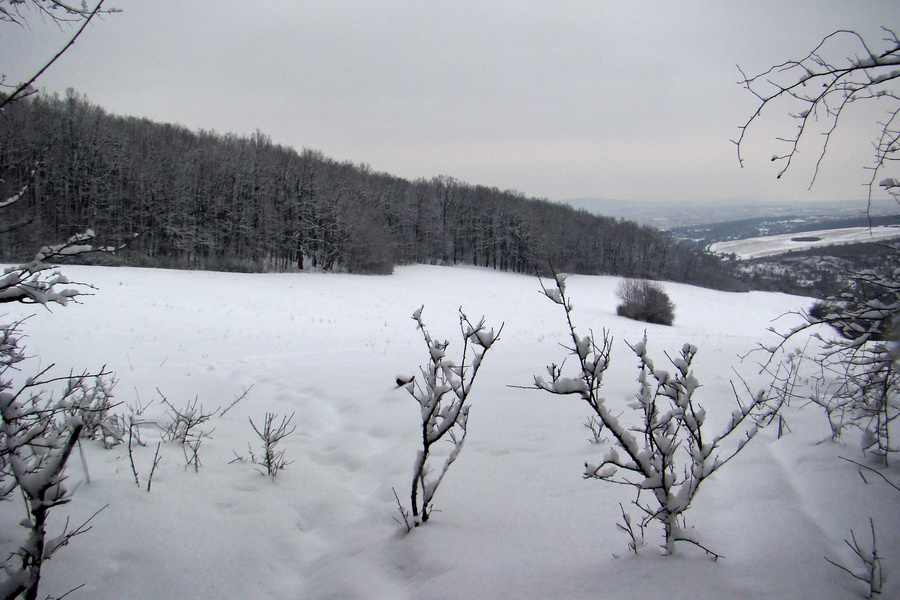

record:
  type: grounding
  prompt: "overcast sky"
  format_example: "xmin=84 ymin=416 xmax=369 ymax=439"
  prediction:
xmin=2 ymin=1 xmax=897 ymax=208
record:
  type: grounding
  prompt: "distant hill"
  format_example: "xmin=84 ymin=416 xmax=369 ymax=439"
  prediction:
xmin=0 ymin=91 xmax=741 ymax=290
xmin=564 ymin=197 xmax=896 ymax=229
xmin=669 ymin=213 xmax=899 ymax=248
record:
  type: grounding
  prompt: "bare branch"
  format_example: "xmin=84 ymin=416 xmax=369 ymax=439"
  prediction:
xmin=736 ymin=27 xmax=900 ymax=205
xmin=0 ymin=1 xmax=115 ymax=110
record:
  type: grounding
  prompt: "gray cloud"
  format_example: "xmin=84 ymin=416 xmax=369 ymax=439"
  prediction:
xmin=2 ymin=0 xmax=896 ymax=205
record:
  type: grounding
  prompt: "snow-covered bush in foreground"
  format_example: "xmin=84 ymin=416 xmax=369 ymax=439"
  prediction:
xmin=535 ymin=272 xmax=780 ymax=556
xmin=397 ymin=306 xmax=502 ymax=528
xmin=0 ymin=322 xmax=113 ymax=600
xmin=767 ymin=248 xmax=899 ymax=465
xmin=0 ymin=233 xmax=118 ymax=599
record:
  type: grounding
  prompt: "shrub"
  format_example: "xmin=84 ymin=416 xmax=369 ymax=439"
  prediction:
xmin=807 ymin=300 xmax=831 ymax=321
xmin=249 ymin=412 xmax=297 ymax=477
xmin=616 ymin=278 xmax=675 ymax=326
xmin=536 ymin=273 xmax=780 ymax=557
xmin=396 ymin=306 xmax=502 ymax=529
xmin=770 ymin=247 xmax=900 ymax=465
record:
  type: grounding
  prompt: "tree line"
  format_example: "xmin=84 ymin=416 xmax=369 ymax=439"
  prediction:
xmin=0 ymin=90 xmax=739 ymax=289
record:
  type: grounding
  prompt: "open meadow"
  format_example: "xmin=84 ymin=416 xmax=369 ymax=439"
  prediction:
xmin=1 ymin=264 xmax=897 ymax=599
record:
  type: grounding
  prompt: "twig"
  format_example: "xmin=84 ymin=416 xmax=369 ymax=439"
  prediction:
xmin=841 ymin=456 xmax=900 ymax=493
xmin=392 ymin=487 xmax=412 ymax=533
xmin=824 ymin=518 xmax=883 ymax=598
xmin=220 ymin=385 xmax=252 ymax=416
xmin=146 ymin=442 xmax=161 ymax=492
xmin=127 ymin=420 xmax=140 ymax=487
xmin=0 ymin=0 xmax=109 ymax=110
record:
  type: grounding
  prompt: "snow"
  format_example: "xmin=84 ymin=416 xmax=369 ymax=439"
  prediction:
xmin=1 ymin=264 xmax=897 ymax=599
xmin=709 ymin=225 xmax=900 ymax=259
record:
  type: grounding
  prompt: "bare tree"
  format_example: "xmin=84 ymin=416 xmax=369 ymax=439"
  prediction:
xmin=738 ymin=27 xmax=898 ymax=595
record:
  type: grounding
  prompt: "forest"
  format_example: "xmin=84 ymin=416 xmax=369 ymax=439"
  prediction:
xmin=0 ymin=90 xmax=739 ymax=290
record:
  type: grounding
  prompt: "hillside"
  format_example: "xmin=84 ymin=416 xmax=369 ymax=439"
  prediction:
xmin=0 ymin=91 xmax=737 ymax=290
xmin=1 ymin=265 xmax=896 ymax=599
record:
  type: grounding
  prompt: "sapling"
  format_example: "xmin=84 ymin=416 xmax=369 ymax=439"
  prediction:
xmin=535 ymin=272 xmax=780 ymax=556
xmin=158 ymin=392 xmax=219 ymax=471
xmin=183 ymin=439 xmax=202 ymax=473
xmin=158 ymin=391 xmax=219 ymax=445
xmin=248 ymin=412 xmax=296 ymax=477
xmin=398 ymin=306 xmax=502 ymax=528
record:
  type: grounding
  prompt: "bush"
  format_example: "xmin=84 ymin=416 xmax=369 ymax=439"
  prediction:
xmin=396 ymin=306 xmax=502 ymax=529
xmin=616 ymin=279 xmax=675 ymax=326
xmin=536 ymin=273 xmax=779 ymax=557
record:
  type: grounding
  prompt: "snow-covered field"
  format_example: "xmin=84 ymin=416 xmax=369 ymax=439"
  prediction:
xmin=1 ymin=264 xmax=897 ymax=599
xmin=709 ymin=225 xmax=900 ymax=259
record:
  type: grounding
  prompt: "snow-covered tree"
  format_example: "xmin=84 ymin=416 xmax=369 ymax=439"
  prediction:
xmin=397 ymin=306 xmax=502 ymax=528
xmin=767 ymin=253 xmax=899 ymax=464
xmin=535 ymin=273 xmax=779 ymax=556
xmin=0 ymin=237 xmax=114 ymax=600
xmin=0 ymin=6 xmax=127 ymax=594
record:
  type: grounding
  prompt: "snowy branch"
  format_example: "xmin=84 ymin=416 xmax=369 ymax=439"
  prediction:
xmin=736 ymin=27 xmax=900 ymax=207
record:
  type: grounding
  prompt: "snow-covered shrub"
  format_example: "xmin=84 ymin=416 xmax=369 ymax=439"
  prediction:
xmin=0 ymin=322 xmax=111 ymax=600
xmin=615 ymin=278 xmax=675 ymax=326
xmin=536 ymin=272 xmax=779 ymax=556
xmin=807 ymin=300 xmax=831 ymax=322
xmin=767 ymin=248 xmax=899 ymax=465
xmin=59 ymin=373 xmax=123 ymax=449
xmin=397 ymin=306 xmax=502 ymax=528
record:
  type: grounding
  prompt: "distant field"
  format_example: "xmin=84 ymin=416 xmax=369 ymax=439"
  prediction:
xmin=709 ymin=225 xmax=900 ymax=259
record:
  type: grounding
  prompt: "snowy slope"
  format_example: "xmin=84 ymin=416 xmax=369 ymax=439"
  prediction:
xmin=1 ymin=265 xmax=896 ymax=600
xmin=709 ymin=225 xmax=900 ymax=259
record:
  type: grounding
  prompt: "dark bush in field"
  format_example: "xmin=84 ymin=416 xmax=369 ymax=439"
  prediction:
xmin=616 ymin=279 xmax=675 ymax=326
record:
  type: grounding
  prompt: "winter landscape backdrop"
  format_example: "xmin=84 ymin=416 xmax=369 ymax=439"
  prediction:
xmin=1 ymin=263 xmax=896 ymax=599
xmin=1 ymin=3 xmax=898 ymax=599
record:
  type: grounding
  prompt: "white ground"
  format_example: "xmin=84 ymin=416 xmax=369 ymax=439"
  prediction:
xmin=709 ymin=225 xmax=900 ymax=259
xmin=1 ymin=265 xmax=897 ymax=599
